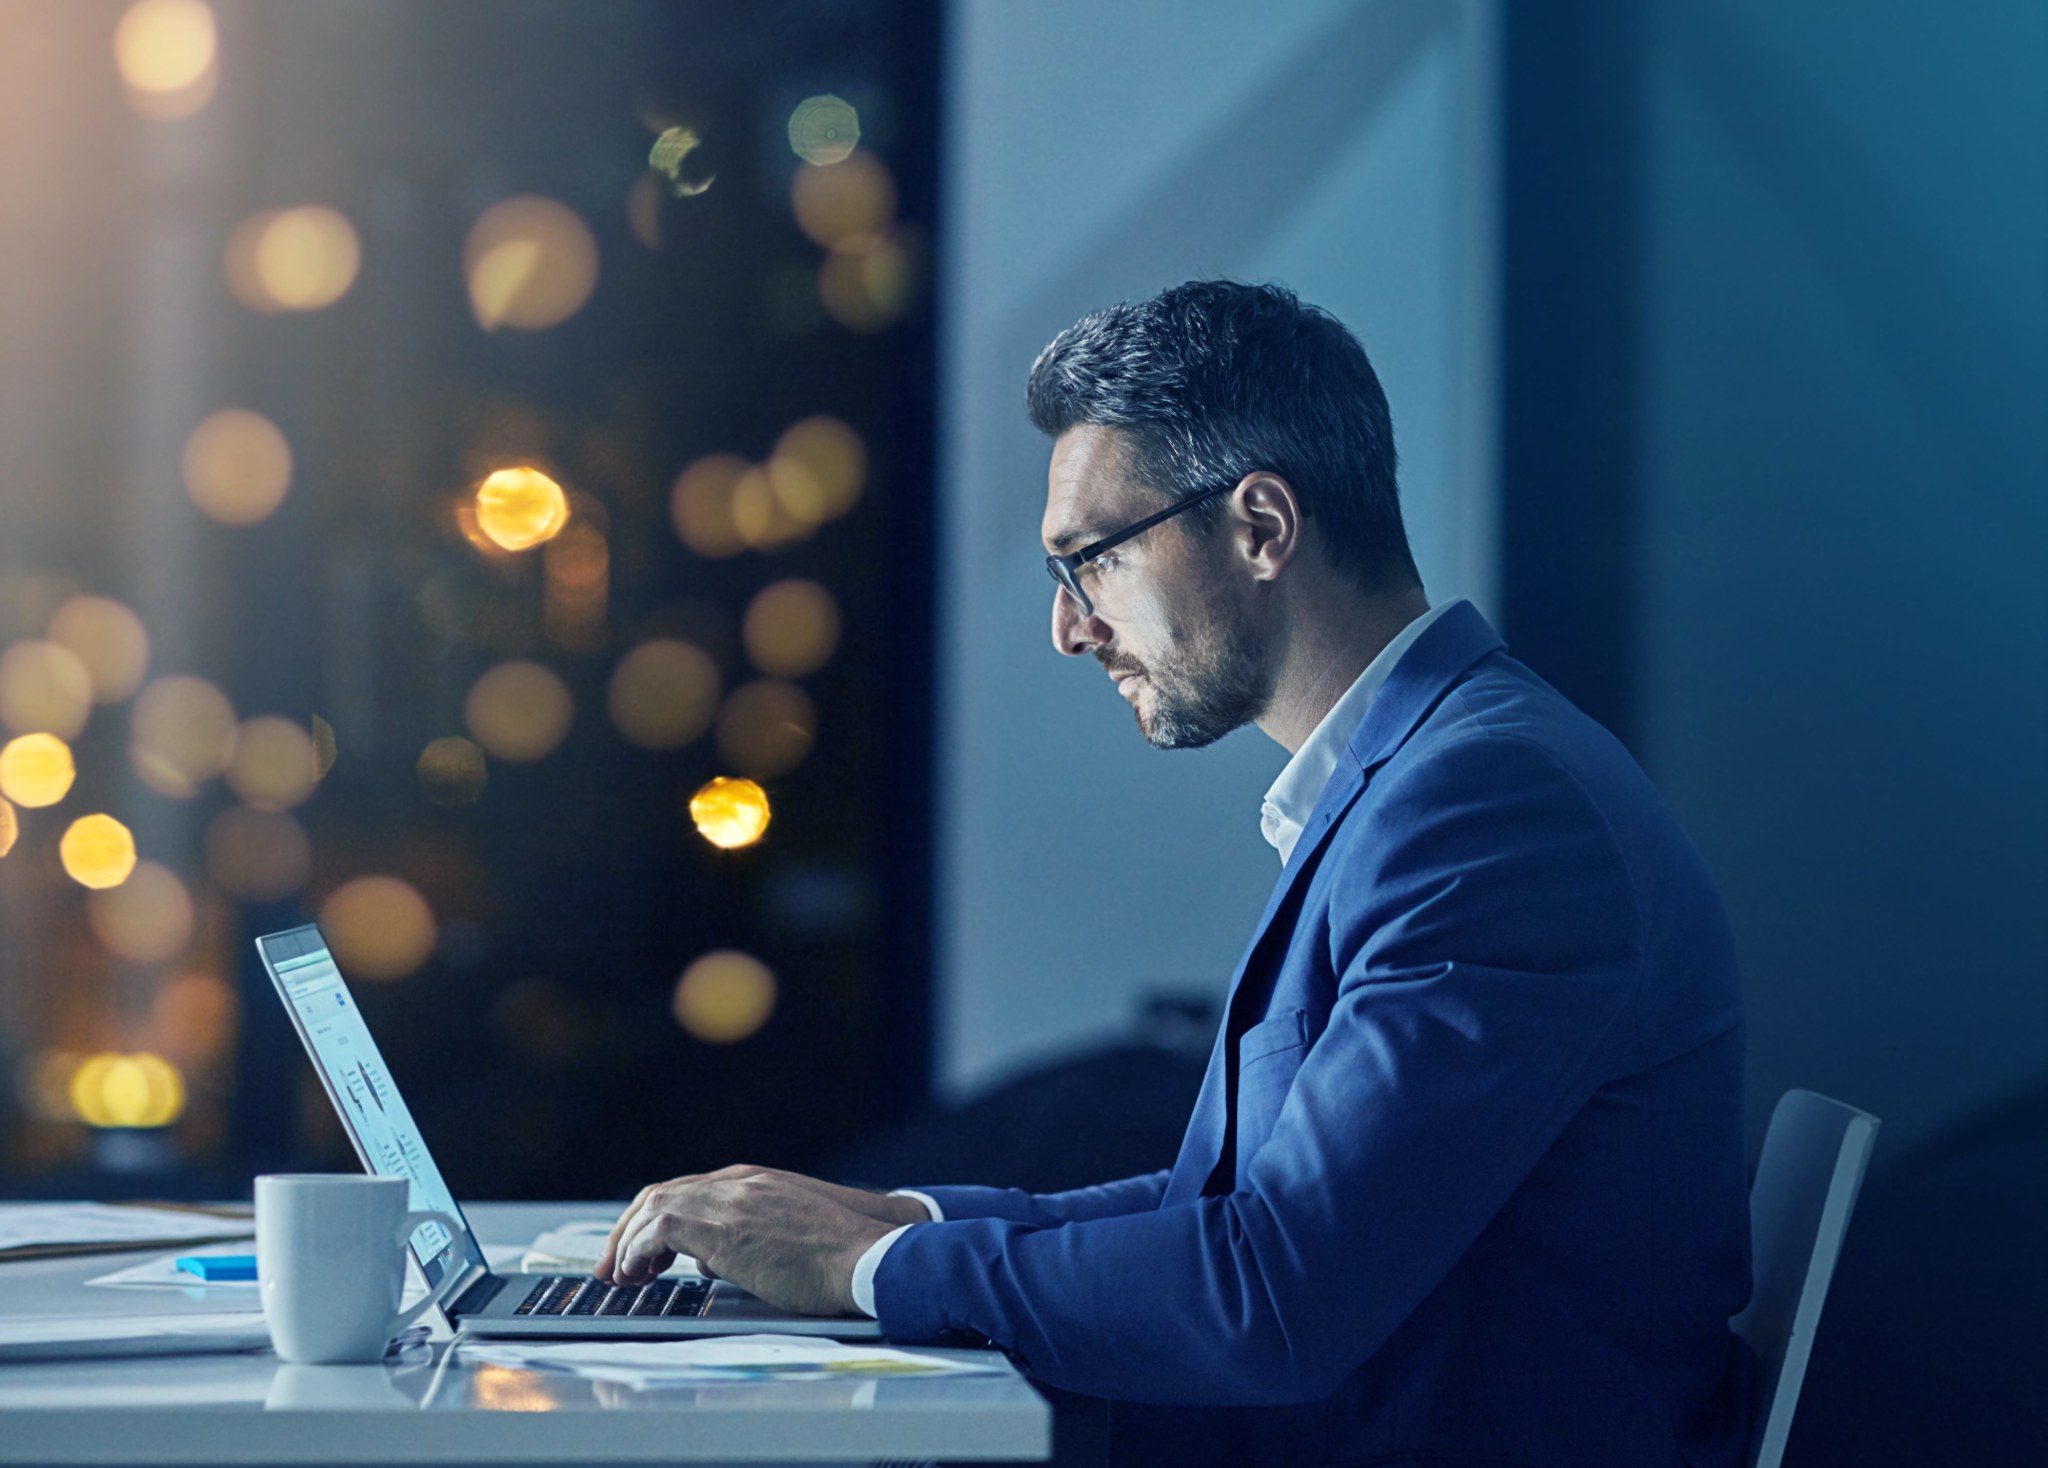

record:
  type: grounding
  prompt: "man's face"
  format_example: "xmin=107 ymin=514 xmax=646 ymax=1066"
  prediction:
xmin=1041 ymin=426 xmax=1272 ymax=749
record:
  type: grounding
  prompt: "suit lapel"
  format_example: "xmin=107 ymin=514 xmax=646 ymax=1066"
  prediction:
xmin=1160 ymin=602 xmax=1509 ymax=1207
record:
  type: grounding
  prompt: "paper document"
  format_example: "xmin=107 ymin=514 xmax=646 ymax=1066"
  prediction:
xmin=521 ymin=1220 xmax=700 ymax=1277
xmin=458 ymin=1333 xmax=1007 ymax=1388
xmin=85 ymin=1241 xmax=527 ymax=1295
xmin=0 ymin=1203 xmax=252 ymax=1260
xmin=0 ymin=1311 xmax=271 ymax=1362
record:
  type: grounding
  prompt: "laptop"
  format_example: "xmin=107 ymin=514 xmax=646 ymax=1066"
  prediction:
xmin=256 ymin=923 xmax=884 ymax=1340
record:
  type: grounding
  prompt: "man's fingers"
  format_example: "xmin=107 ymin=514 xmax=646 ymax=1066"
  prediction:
xmin=598 ymin=1185 xmax=657 ymax=1280
xmin=616 ymin=1206 xmax=686 ymax=1283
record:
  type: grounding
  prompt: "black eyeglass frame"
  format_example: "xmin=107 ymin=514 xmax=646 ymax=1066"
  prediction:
xmin=1044 ymin=479 xmax=1236 ymax=618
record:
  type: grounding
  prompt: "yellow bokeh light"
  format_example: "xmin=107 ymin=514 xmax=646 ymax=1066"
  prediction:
xmin=648 ymin=127 xmax=715 ymax=197
xmin=669 ymin=454 xmax=751 ymax=559
xmin=768 ymin=416 xmax=866 ymax=525
xmin=688 ymin=776 xmax=771 ymax=851
xmin=206 ymin=805 xmax=311 ymax=901
xmin=0 ymin=796 xmax=17 ymax=859
xmin=321 ymin=875 xmax=437 ymax=981
xmin=474 ymin=466 xmax=570 ymax=552
xmin=311 ymin=715 xmax=338 ymax=779
xmin=0 ymin=733 xmax=76 ymax=808
xmin=672 ymin=951 xmax=776 ymax=1044
xmin=183 ymin=408 xmax=292 ymax=526
xmin=715 ymin=679 xmax=816 ymax=779
xmin=0 ymin=639 xmax=93 ymax=739
xmin=69 ymin=1052 xmax=185 ymax=1129
xmin=113 ymin=0 xmax=216 ymax=121
xmin=417 ymin=736 xmax=488 ymax=807
xmin=787 ymin=95 xmax=861 ymax=167
xmin=464 ymin=197 xmax=599 ymax=332
xmin=131 ymin=675 xmax=237 ymax=797
xmin=819 ymin=231 xmax=915 ymax=332
xmin=743 ymin=580 xmax=841 ymax=679
xmin=88 ymin=859 xmax=194 ymax=962
xmin=47 ymin=596 xmax=150 ymax=704
xmin=152 ymin=971 xmax=236 ymax=1063
xmin=608 ymin=640 xmax=719 ymax=751
xmin=791 ymin=151 xmax=895 ymax=251
xmin=226 ymin=716 xmax=316 ymax=811
xmin=60 ymin=814 xmax=139 ymax=890
xmin=543 ymin=521 xmax=608 ymax=652
xmin=731 ymin=465 xmax=811 ymax=549
xmin=464 ymin=662 xmax=572 ymax=763
xmin=227 ymin=207 xmax=361 ymax=312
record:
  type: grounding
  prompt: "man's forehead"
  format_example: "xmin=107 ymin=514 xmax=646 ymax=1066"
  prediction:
xmin=1042 ymin=426 xmax=1143 ymax=550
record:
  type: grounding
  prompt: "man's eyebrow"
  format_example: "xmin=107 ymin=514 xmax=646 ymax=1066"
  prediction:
xmin=1045 ymin=524 xmax=1103 ymax=555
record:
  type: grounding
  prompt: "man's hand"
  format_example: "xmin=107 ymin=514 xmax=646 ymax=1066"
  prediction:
xmin=594 ymin=1165 xmax=926 ymax=1316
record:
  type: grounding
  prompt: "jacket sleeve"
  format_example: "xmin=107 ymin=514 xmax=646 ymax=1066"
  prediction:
xmin=874 ymin=733 xmax=1644 ymax=1404
xmin=909 ymin=1172 xmax=1170 ymax=1226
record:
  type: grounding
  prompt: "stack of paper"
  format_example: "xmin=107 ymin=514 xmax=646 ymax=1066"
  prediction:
xmin=0 ymin=1203 xmax=252 ymax=1262
xmin=458 ymin=1334 xmax=1005 ymax=1389
xmin=0 ymin=1312 xmax=272 ymax=1362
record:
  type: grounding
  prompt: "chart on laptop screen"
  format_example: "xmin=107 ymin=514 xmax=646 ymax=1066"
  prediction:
xmin=263 ymin=934 xmax=461 ymax=1264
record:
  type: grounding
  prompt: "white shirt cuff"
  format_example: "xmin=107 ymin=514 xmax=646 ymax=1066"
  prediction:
xmin=848 ymin=1192 xmax=943 ymax=1319
xmin=849 ymin=1225 xmax=909 ymax=1319
xmin=889 ymin=1189 xmax=944 ymax=1222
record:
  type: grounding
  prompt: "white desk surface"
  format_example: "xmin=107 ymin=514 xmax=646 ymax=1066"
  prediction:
xmin=0 ymin=1201 xmax=1048 ymax=1465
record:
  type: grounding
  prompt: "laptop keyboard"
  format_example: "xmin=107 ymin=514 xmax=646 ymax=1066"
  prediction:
xmin=512 ymin=1276 xmax=712 ymax=1320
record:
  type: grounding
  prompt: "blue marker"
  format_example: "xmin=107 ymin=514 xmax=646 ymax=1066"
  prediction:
xmin=175 ymin=1255 xmax=257 ymax=1282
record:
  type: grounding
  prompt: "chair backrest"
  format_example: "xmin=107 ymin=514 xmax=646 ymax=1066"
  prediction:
xmin=1731 ymin=1088 xmax=1880 ymax=1468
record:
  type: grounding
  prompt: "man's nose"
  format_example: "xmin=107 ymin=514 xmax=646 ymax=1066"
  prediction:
xmin=1051 ymin=585 xmax=1106 ymax=657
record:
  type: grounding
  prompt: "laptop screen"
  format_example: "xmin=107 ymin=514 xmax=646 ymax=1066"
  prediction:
xmin=257 ymin=925 xmax=486 ymax=1292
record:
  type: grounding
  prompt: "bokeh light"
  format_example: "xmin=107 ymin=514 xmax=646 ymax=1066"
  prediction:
xmin=465 ymin=662 xmax=572 ymax=763
xmin=743 ymin=580 xmax=841 ymax=678
xmin=60 ymin=814 xmax=139 ymax=891
xmin=648 ymin=126 xmax=715 ymax=196
xmin=206 ymin=805 xmax=311 ymax=901
xmin=791 ymin=151 xmax=895 ymax=251
xmin=768 ymin=416 xmax=866 ymax=524
xmin=226 ymin=206 xmax=361 ymax=312
xmin=0 ymin=796 xmax=15 ymax=859
xmin=464 ymin=197 xmax=599 ymax=331
xmin=608 ymin=640 xmax=719 ymax=751
xmin=417 ymin=736 xmax=488 ymax=807
xmin=69 ymin=1052 xmax=185 ymax=1129
xmin=819 ymin=232 xmax=915 ymax=332
xmin=87 ymin=859 xmax=192 ymax=962
xmin=0 ymin=640 xmax=93 ymax=739
xmin=474 ymin=466 xmax=570 ymax=551
xmin=730 ymin=464 xmax=810 ymax=549
xmin=113 ymin=0 xmax=217 ymax=121
xmin=88 ymin=860 xmax=194 ymax=962
xmin=543 ymin=520 xmax=608 ymax=651
xmin=311 ymin=715 xmax=338 ymax=779
xmin=16 ymin=1050 xmax=82 ymax=1122
xmin=227 ymin=716 xmax=316 ymax=811
xmin=46 ymin=596 xmax=150 ymax=704
xmin=787 ymin=94 xmax=861 ymax=167
xmin=153 ymin=972 xmax=236 ymax=1063
xmin=626 ymin=172 xmax=665 ymax=251
xmin=669 ymin=453 xmax=750 ymax=559
xmin=131 ymin=675 xmax=237 ymax=797
xmin=715 ymin=679 xmax=816 ymax=779
xmin=672 ymin=950 xmax=777 ymax=1044
xmin=182 ymin=409 xmax=292 ymax=526
xmin=0 ymin=733 xmax=76 ymax=808
xmin=320 ymin=875 xmax=437 ymax=981
xmin=688 ymin=776 xmax=771 ymax=850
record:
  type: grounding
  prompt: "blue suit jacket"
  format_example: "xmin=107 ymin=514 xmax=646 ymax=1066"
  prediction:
xmin=877 ymin=603 xmax=1756 ymax=1467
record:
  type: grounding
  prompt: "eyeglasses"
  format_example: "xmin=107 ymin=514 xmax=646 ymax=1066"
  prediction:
xmin=1044 ymin=480 xmax=1235 ymax=619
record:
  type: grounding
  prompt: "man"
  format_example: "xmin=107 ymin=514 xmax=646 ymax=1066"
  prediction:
xmin=600 ymin=281 xmax=1757 ymax=1466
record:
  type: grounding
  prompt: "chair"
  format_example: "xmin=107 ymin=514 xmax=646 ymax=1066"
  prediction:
xmin=1732 ymin=1089 xmax=1881 ymax=1468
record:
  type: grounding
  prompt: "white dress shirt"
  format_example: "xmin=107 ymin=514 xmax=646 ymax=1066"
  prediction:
xmin=849 ymin=599 xmax=1461 ymax=1317
xmin=1259 ymin=599 xmax=1462 ymax=864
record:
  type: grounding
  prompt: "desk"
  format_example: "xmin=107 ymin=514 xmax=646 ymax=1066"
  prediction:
xmin=0 ymin=1202 xmax=1049 ymax=1465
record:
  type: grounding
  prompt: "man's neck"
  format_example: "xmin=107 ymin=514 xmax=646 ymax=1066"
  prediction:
xmin=1255 ymin=581 xmax=1432 ymax=755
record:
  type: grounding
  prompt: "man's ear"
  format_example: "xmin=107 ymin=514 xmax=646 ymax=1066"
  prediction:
xmin=1229 ymin=472 xmax=1303 ymax=585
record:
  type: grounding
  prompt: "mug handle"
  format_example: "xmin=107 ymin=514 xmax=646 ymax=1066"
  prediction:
xmin=384 ymin=1210 xmax=469 ymax=1340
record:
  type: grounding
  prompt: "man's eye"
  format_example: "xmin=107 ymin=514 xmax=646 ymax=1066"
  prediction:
xmin=1092 ymin=550 xmax=1123 ymax=573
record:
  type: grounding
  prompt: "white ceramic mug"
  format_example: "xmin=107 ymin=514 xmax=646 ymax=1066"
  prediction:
xmin=255 ymin=1174 xmax=464 ymax=1365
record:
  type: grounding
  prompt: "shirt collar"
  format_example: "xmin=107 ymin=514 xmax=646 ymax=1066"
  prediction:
xmin=1258 ymin=599 xmax=1464 ymax=863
